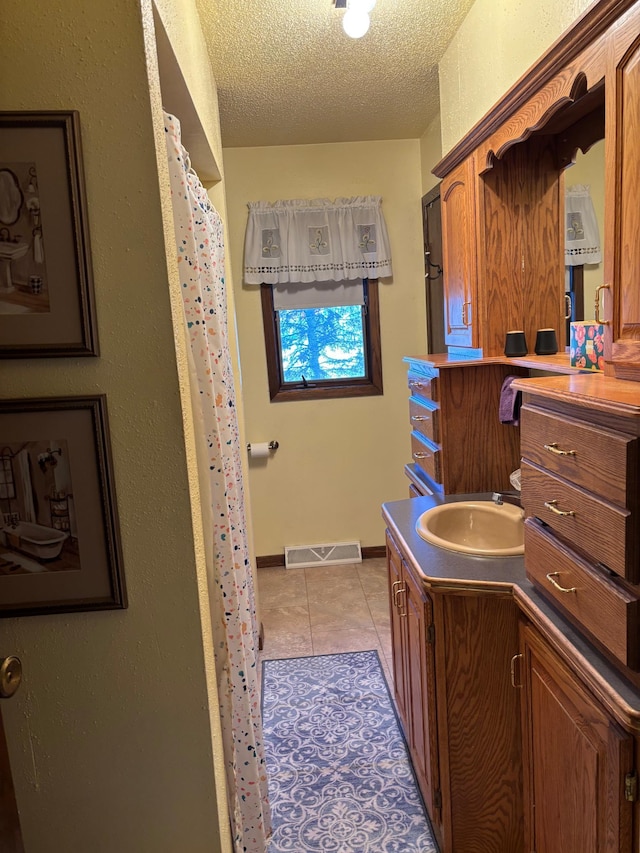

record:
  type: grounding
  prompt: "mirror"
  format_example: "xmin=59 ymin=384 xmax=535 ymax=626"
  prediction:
xmin=564 ymin=140 xmax=605 ymax=329
xmin=0 ymin=169 xmax=23 ymax=227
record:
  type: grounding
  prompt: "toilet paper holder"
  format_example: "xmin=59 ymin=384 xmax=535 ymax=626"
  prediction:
xmin=247 ymin=440 xmax=279 ymax=453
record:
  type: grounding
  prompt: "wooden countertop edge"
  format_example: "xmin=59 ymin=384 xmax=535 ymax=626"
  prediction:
xmin=513 ymin=586 xmax=640 ymax=731
xmin=403 ymin=352 xmax=588 ymax=374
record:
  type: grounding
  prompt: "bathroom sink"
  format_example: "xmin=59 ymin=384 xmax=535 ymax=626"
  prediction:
xmin=416 ymin=500 xmax=524 ymax=556
xmin=0 ymin=241 xmax=28 ymax=261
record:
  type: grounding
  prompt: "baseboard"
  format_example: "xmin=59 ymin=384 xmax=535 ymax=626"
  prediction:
xmin=256 ymin=545 xmax=385 ymax=569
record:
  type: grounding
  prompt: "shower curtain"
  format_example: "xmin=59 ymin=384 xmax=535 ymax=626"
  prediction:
xmin=164 ymin=112 xmax=270 ymax=853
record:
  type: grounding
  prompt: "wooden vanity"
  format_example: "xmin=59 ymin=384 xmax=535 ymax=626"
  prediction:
xmin=387 ymin=2 xmax=640 ymax=850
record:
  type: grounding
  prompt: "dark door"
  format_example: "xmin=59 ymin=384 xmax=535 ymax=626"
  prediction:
xmin=0 ymin=657 xmax=24 ymax=853
xmin=422 ymin=185 xmax=445 ymax=354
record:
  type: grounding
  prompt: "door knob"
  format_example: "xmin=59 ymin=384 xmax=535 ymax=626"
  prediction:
xmin=0 ymin=656 xmax=22 ymax=698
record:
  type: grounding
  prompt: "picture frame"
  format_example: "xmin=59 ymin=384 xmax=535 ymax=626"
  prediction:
xmin=0 ymin=396 xmax=126 ymax=616
xmin=0 ymin=111 xmax=99 ymax=357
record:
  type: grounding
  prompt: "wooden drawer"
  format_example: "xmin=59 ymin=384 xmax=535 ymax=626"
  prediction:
xmin=525 ymin=518 xmax=640 ymax=670
xmin=410 ymin=433 xmax=442 ymax=486
xmin=521 ymin=460 xmax=637 ymax=583
xmin=408 ymin=370 xmax=439 ymax=403
xmin=409 ymin=397 xmax=439 ymax=443
xmin=520 ymin=405 xmax=637 ymax=507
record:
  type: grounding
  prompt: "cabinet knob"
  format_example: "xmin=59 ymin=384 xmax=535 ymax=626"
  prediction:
xmin=544 ymin=500 xmax=576 ymax=518
xmin=510 ymin=654 xmax=523 ymax=689
xmin=594 ymin=283 xmax=611 ymax=325
xmin=546 ymin=572 xmax=577 ymax=594
xmin=543 ymin=442 xmax=576 ymax=457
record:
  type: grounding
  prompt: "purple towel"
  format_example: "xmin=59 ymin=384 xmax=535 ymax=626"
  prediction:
xmin=499 ymin=376 xmax=522 ymax=426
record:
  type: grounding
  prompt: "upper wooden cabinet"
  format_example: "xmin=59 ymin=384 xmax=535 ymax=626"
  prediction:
xmin=441 ymin=157 xmax=478 ymax=350
xmin=434 ymin=0 xmax=640 ymax=378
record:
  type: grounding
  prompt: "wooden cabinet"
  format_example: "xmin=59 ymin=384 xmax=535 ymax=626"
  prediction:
xmin=519 ymin=393 xmax=640 ymax=675
xmin=432 ymin=0 xmax=640 ymax=379
xmin=607 ymin=11 xmax=640 ymax=380
xmin=386 ymin=527 xmax=523 ymax=852
xmin=386 ymin=530 xmax=442 ymax=844
xmin=441 ymin=156 xmax=478 ymax=350
xmin=405 ymin=357 xmax=525 ymax=496
xmin=519 ymin=619 xmax=634 ymax=853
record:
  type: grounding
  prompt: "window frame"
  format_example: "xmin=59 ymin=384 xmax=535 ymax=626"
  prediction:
xmin=260 ymin=278 xmax=383 ymax=402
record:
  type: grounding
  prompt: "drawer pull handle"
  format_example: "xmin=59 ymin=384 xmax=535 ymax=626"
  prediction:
xmin=543 ymin=442 xmax=576 ymax=457
xmin=392 ymin=580 xmax=403 ymax=607
xmin=413 ymin=452 xmax=432 ymax=460
xmin=411 ymin=415 xmax=430 ymax=422
xmin=462 ymin=300 xmax=471 ymax=326
xmin=546 ymin=572 xmax=577 ymax=594
xmin=544 ymin=500 xmax=576 ymax=517
xmin=594 ymin=283 xmax=611 ymax=325
xmin=410 ymin=381 xmax=426 ymax=390
xmin=510 ymin=653 xmax=523 ymax=688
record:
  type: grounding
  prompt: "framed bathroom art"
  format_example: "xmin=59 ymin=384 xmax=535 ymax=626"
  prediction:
xmin=0 ymin=111 xmax=99 ymax=357
xmin=0 ymin=396 xmax=127 ymax=616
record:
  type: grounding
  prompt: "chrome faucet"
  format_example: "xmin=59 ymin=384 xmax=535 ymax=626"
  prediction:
xmin=491 ymin=491 xmax=522 ymax=508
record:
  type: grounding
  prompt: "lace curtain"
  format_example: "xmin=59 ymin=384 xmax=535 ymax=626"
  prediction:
xmin=164 ymin=112 xmax=271 ymax=853
xmin=565 ymin=184 xmax=602 ymax=266
xmin=243 ymin=196 xmax=393 ymax=284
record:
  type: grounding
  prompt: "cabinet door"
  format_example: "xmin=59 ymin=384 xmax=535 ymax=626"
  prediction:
xmin=404 ymin=563 xmax=441 ymax=831
xmin=386 ymin=533 xmax=410 ymax=732
xmin=520 ymin=621 xmax=634 ymax=853
xmin=608 ymin=26 xmax=640 ymax=379
xmin=441 ymin=156 xmax=478 ymax=349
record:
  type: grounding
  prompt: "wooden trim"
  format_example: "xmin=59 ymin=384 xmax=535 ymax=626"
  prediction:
xmin=362 ymin=545 xmax=387 ymax=559
xmin=256 ymin=547 xmax=386 ymax=568
xmin=260 ymin=280 xmax=383 ymax=402
xmin=433 ymin=0 xmax=637 ymax=178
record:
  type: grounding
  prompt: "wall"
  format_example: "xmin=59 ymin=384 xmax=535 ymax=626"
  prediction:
xmin=0 ymin=1 xmax=230 ymax=851
xmin=420 ymin=114 xmax=443 ymax=195
xmin=439 ymin=0 xmax=594 ymax=154
xmin=223 ymin=141 xmax=426 ymax=556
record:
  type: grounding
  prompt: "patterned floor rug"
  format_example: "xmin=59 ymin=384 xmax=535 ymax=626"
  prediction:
xmin=262 ymin=650 xmax=438 ymax=852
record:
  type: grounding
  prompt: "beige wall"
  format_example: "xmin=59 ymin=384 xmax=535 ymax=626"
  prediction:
xmin=420 ymin=113 xmax=443 ymax=195
xmin=439 ymin=0 xmax=594 ymax=154
xmin=223 ymin=141 xmax=426 ymax=556
xmin=0 ymin=1 xmax=230 ymax=850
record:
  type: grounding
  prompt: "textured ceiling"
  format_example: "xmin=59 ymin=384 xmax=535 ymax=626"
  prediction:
xmin=195 ymin=0 xmax=476 ymax=148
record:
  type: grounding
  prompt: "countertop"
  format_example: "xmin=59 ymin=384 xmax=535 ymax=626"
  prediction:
xmin=382 ymin=491 xmax=640 ymax=727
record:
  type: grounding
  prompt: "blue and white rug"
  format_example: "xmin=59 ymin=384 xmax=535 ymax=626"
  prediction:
xmin=262 ymin=650 xmax=438 ymax=852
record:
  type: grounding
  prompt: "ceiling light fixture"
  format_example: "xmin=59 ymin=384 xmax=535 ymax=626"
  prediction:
xmin=334 ymin=0 xmax=376 ymax=39
xmin=342 ymin=7 xmax=370 ymax=38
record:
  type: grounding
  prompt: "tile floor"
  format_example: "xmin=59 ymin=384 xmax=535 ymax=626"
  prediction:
xmin=257 ymin=557 xmax=393 ymax=684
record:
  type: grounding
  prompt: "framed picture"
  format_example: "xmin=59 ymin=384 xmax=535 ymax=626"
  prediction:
xmin=0 ymin=111 xmax=99 ymax=357
xmin=0 ymin=396 xmax=126 ymax=616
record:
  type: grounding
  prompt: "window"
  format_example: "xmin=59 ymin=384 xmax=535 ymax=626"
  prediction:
xmin=260 ymin=279 xmax=383 ymax=402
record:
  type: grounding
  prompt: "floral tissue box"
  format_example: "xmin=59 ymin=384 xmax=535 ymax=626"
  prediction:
xmin=570 ymin=322 xmax=605 ymax=371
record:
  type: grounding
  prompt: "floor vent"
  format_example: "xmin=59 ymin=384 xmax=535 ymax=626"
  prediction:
xmin=284 ymin=541 xmax=362 ymax=569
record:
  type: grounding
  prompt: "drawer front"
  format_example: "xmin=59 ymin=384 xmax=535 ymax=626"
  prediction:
xmin=521 ymin=460 xmax=636 ymax=582
xmin=409 ymin=397 xmax=439 ymax=443
xmin=525 ymin=518 xmax=640 ymax=670
xmin=410 ymin=433 xmax=442 ymax=486
xmin=408 ymin=371 xmax=439 ymax=403
xmin=520 ymin=405 xmax=636 ymax=507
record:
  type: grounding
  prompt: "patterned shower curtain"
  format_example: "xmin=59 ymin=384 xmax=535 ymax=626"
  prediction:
xmin=164 ymin=112 xmax=271 ymax=853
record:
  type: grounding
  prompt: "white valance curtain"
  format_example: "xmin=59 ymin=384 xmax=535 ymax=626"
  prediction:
xmin=565 ymin=184 xmax=602 ymax=266
xmin=243 ymin=196 xmax=393 ymax=285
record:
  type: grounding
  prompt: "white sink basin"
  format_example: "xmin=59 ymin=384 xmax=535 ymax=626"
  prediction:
xmin=416 ymin=500 xmax=524 ymax=556
xmin=0 ymin=241 xmax=28 ymax=261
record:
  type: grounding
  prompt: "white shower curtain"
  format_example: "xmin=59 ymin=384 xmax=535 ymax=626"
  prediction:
xmin=164 ymin=112 xmax=271 ymax=853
